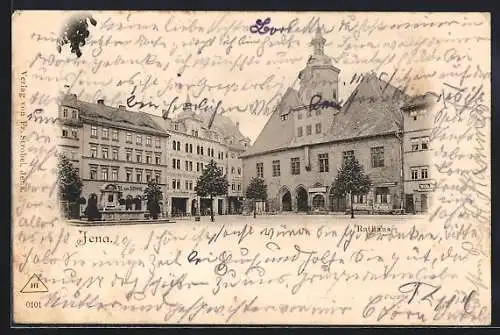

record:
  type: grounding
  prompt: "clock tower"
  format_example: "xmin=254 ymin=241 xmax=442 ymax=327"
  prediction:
xmin=297 ymin=28 xmax=340 ymax=106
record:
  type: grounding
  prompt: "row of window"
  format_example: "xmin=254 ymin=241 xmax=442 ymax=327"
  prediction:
xmin=297 ymin=108 xmax=322 ymax=119
xmin=89 ymin=145 xmax=162 ymax=165
xmin=231 ymin=183 xmax=242 ymax=191
xmin=171 ymin=178 xmax=194 ymax=191
xmin=62 ymin=127 xmax=78 ymax=139
xmin=89 ymin=166 xmax=161 ymax=183
xmin=230 ymin=166 xmax=242 ymax=175
xmin=297 ymin=123 xmax=322 ymax=137
xmin=90 ymin=125 xmax=162 ymax=148
xmin=410 ymin=166 xmax=429 ymax=180
xmin=62 ymin=107 xmax=78 ymax=119
xmin=257 ymin=148 xmax=384 ymax=177
xmin=349 ymin=188 xmax=391 ymax=204
xmin=171 ymin=160 xmax=207 ymax=172
xmin=410 ymin=136 xmax=430 ymax=151
xmin=171 ymin=140 xmax=223 ymax=158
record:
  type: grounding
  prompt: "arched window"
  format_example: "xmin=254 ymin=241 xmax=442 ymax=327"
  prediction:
xmin=172 ymin=140 xmax=176 ymax=150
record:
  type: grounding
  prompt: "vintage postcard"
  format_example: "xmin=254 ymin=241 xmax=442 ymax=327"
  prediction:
xmin=11 ymin=11 xmax=491 ymax=325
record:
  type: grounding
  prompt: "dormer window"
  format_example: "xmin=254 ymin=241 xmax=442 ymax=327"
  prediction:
xmin=281 ymin=115 xmax=288 ymax=121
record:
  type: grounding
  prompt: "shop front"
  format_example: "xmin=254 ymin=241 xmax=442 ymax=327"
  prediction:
xmin=228 ymin=196 xmax=243 ymax=214
xmin=405 ymin=181 xmax=435 ymax=213
xmin=350 ymin=182 xmax=400 ymax=214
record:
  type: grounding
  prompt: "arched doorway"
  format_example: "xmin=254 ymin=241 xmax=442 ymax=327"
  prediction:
xmin=296 ymin=186 xmax=308 ymax=212
xmin=329 ymin=186 xmax=346 ymax=212
xmin=312 ymin=194 xmax=326 ymax=210
xmin=282 ymin=191 xmax=292 ymax=211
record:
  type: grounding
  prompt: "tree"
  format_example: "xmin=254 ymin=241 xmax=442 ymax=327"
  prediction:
xmin=57 ymin=154 xmax=83 ymax=218
xmin=56 ymin=14 xmax=97 ymax=58
xmin=331 ymin=157 xmax=372 ymax=219
xmin=194 ymin=159 xmax=229 ymax=222
xmin=245 ymin=177 xmax=268 ymax=218
xmin=144 ymin=180 xmax=163 ymax=220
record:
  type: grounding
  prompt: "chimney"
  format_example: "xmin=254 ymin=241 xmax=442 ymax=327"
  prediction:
xmin=118 ymin=105 xmax=126 ymax=110
xmin=97 ymin=99 xmax=104 ymax=105
xmin=235 ymin=121 xmax=239 ymax=129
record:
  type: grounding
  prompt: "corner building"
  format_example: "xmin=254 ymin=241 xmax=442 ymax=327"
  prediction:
xmin=241 ymin=30 xmax=408 ymax=213
xmin=151 ymin=95 xmax=251 ymax=217
xmin=401 ymin=93 xmax=437 ymax=213
xmin=59 ymin=94 xmax=170 ymax=212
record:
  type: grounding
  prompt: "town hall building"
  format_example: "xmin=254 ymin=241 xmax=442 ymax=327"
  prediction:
xmin=241 ymin=29 xmax=410 ymax=214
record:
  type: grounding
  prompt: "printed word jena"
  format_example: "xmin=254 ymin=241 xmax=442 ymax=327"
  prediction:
xmin=76 ymin=230 xmax=112 ymax=247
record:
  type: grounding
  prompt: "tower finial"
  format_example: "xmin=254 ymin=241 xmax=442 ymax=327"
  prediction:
xmin=310 ymin=28 xmax=326 ymax=56
xmin=183 ymin=89 xmax=192 ymax=112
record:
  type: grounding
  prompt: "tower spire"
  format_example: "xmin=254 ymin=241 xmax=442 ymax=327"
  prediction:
xmin=310 ymin=27 xmax=326 ymax=56
xmin=183 ymin=90 xmax=192 ymax=112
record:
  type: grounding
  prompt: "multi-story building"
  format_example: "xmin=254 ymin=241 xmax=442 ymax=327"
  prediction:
xmin=401 ymin=93 xmax=437 ymax=213
xmin=59 ymin=94 xmax=170 ymax=213
xmin=149 ymin=95 xmax=250 ymax=217
xmin=59 ymin=92 xmax=250 ymax=218
xmin=241 ymin=29 xmax=408 ymax=213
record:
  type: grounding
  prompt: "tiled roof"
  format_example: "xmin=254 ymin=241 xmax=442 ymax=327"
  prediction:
xmin=325 ymin=73 xmax=408 ymax=142
xmin=60 ymin=94 xmax=168 ymax=135
xmin=149 ymin=107 xmax=249 ymax=150
xmin=241 ymin=88 xmax=300 ymax=157
xmin=199 ymin=112 xmax=250 ymax=150
xmin=241 ymin=74 xmax=409 ymax=158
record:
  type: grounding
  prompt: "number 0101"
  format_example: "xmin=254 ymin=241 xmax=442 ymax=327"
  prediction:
xmin=25 ymin=301 xmax=41 ymax=308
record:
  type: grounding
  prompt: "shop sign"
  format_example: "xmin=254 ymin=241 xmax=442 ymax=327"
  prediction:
xmin=309 ymin=187 xmax=326 ymax=193
xmin=115 ymin=185 xmax=145 ymax=192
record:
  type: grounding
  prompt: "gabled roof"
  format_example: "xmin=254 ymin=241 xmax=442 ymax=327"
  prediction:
xmin=199 ymin=112 xmax=249 ymax=150
xmin=241 ymin=88 xmax=299 ymax=157
xmin=60 ymin=94 xmax=168 ymax=135
xmin=241 ymin=74 xmax=409 ymax=158
xmin=325 ymin=73 xmax=408 ymax=142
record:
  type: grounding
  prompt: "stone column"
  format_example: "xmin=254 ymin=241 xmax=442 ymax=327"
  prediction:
xmin=186 ymin=198 xmax=192 ymax=216
xmin=166 ymin=196 xmax=172 ymax=217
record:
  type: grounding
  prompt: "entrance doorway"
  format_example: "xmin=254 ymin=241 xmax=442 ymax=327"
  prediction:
xmin=421 ymin=194 xmax=428 ymax=212
xmin=218 ymin=199 xmax=223 ymax=215
xmin=296 ymin=186 xmax=308 ymax=212
xmin=282 ymin=191 xmax=292 ymax=211
xmin=171 ymin=197 xmax=187 ymax=216
xmin=405 ymin=194 xmax=414 ymax=213
xmin=312 ymin=194 xmax=325 ymax=210
xmin=200 ymin=198 xmax=212 ymax=216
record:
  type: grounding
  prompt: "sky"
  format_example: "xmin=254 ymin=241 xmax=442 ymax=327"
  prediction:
xmin=20 ymin=11 xmax=490 ymax=143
